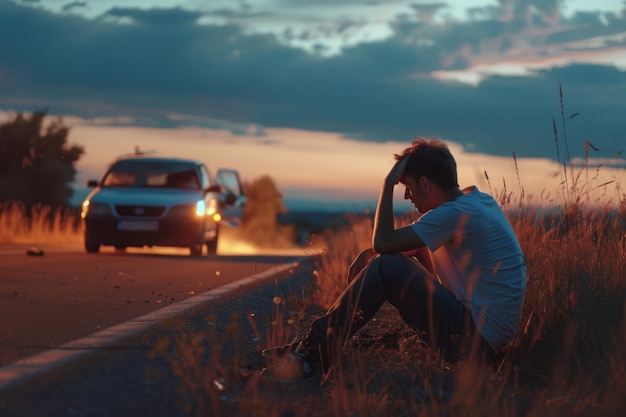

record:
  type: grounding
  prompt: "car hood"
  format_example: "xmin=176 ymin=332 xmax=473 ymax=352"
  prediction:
xmin=87 ymin=187 xmax=203 ymax=206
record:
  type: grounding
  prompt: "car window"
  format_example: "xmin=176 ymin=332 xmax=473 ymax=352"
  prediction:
xmin=215 ymin=169 xmax=243 ymax=195
xmin=102 ymin=160 xmax=201 ymax=190
xmin=102 ymin=171 xmax=137 ymax=187
xmin=199 ymin=165 xmax=211 ymax=190
xmin=165 ymin=169 xmax=200 ymax=189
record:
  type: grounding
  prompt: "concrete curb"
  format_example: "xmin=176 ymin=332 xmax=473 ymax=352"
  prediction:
xmin=0 ymin=258 xmax=307 ymax=392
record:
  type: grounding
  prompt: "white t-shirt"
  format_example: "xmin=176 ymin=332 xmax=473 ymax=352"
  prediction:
xmin=410 ymin=186 xmax=526 ymax=351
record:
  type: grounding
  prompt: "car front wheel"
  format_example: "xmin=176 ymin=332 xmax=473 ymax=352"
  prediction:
xmin=205 ymin=239 xmax=218 ymax=255
xmin=205 ymin=226 xmax=219 ymax=255
xmin=85 ymin=239 xmax=101 ymax=253
xmin=189 ymin=243 xmax=203 ymax=257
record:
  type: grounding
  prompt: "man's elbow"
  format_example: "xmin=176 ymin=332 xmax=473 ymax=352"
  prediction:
xmin=372 ymin=237 xmax=391 ymax=254
xmin=371 ymin=237 xmax=381 ymax=254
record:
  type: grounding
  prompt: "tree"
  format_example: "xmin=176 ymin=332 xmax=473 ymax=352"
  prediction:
xmin=0 ymin=109 xmax=84 ymax=209
xmin=236 ymin=175 xmax=295 ymax=248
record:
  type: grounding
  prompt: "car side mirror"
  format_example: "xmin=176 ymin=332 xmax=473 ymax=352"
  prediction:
xmin=87 ymin=180 xmax=99 ymax=187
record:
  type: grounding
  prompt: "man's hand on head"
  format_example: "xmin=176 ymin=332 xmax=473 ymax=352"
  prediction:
xmin=386 ymin=156 xmax=410 ymax=187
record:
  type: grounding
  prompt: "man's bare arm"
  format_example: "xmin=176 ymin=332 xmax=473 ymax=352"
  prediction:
xmin=372 ymin=157 xmax=425 ymax=254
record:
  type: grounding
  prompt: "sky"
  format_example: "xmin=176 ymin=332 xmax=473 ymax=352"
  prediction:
xmin=1 ymin=0 xmax=625 ymax=211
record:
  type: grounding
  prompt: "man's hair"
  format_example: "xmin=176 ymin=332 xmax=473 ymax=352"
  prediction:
xmin=394 ymin=137 xmax=459 ymax=188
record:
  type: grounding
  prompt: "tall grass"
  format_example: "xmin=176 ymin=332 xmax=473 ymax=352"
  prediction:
xmin=0 ymin=200 xmax=82 ymax=244
xmin=308 ymin=204 xmax=626 ymax=415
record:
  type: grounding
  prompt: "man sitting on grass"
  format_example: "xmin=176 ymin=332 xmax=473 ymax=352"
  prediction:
xmin=263 ymin=137 xmax=527 ymax=381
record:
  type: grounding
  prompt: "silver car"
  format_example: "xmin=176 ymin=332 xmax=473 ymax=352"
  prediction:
xmin=80 ymin=156 xmax=245 ymax=256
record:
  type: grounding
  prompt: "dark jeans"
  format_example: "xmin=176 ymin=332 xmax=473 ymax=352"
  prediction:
xmin=300 ymin=253 xmax=489 ymax=372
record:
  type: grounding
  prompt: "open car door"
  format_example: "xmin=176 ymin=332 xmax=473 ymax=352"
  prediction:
xmin=215 ymin=169 xmax=246 ymax=227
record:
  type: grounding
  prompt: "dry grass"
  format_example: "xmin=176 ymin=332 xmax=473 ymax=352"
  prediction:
xmin=0 ymin=200 xmax=82 ymax=244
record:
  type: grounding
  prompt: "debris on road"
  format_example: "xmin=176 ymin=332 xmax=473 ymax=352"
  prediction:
xmin=26 ymin=246 xmax=44 ymax=256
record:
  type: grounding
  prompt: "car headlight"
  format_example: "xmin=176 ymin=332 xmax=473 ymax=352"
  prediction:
xmin=81 ymin=201 xmax=113 ymax=218
xmin=203 ymin=199 xmax=221 ymax=221
xmin=195 ymin=200 xmax=206 ymax=216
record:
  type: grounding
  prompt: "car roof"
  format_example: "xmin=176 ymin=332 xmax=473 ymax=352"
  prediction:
xmin=110 ymin=156 xmax=205 ymax=166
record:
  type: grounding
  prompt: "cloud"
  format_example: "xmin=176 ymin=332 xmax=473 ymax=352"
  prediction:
xmin=102 ymin=6 xmax=204 ymax=26
xmin=0 ymin=0 xmax=624 ymax=165
xmin=206 ymin=8 xmax=272 ymax=20
xmin=62 ymin=2 xmax=86 ymax=13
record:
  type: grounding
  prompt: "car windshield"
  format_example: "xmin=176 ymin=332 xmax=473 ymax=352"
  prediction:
xmin=102 ymin=160 xmax=201 ymax=190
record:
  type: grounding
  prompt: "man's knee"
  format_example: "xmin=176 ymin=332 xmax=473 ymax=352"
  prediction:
xmin=373 ymin=253 xmax=414 ymax=270
xmin=346 ymin=248 xmax=378 ymax=285
xmin=372 ymin=253 xmax=418 ymax=282
xmin=372 ymin=253 xmax=433 ymax=296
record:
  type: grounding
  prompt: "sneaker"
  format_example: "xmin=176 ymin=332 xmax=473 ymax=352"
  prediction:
xmin=261 ymin=351 xmax=320 ymax=383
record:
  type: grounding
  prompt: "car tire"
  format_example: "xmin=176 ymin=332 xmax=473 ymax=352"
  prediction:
xmin=205 ymin=239 xmax=218 ymax=255
xmin=85 ymin=239 xmax=101 ymax=253
xmin=205 ymin=226 xmax=219 ymax=255
xmin=189 ymin=243 xmax=203 ymax=257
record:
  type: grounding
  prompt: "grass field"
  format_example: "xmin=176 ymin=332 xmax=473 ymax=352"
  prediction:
xmin=310 ymin=204 xmax=626 ymax=416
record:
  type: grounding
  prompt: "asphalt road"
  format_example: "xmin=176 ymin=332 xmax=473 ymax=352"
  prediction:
xmin=0 ymin=243 xmax=308 ymax=366
xmin=0 ymin=241 xmax=319 ymax=417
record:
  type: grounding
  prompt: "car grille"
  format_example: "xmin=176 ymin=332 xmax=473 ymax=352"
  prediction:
xmin=115 ymin=205 xmax=165 ymax=217
xmin=168 ymin=204 xmax=197 ymax=217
